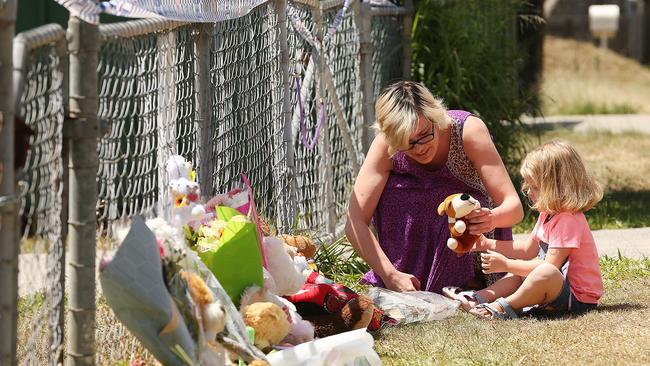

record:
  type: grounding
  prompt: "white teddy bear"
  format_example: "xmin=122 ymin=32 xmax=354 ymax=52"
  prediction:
xmin=166 ymin=155 xmax=208 ymax=227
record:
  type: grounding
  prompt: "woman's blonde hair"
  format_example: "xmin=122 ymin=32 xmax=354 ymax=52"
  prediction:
xmin=374 ymin=81 xmax=451 ymax=156
xmin=520 ymin=140 xmax=603 ymax=214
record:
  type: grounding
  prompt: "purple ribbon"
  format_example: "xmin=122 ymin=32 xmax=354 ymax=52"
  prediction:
xmin=288 ymin=0 xmax=351 ymax=150
xmin=295 ymin=76 xmax=326 ymax=151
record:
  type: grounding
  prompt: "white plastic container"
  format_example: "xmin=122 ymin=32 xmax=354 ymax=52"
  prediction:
xmin=266 ymin=328 xmax=382 ymax=366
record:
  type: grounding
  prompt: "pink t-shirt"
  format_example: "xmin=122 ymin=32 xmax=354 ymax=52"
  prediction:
xmin=532 ymin=211 xmax=604 ymax=304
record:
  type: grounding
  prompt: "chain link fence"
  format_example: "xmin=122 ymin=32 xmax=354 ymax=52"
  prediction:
xmin=6 ymin=0 xmax=412 ymax=364
xmin=12 ymin=23 xmax=67 ymax=366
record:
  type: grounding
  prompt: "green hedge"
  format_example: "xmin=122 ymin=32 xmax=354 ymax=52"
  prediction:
xmin=411 ymin=0 xmax=539 ymax=173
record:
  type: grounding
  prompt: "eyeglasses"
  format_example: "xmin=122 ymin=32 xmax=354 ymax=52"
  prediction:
xmin=402 ymin=126 xmax=435 ymax=151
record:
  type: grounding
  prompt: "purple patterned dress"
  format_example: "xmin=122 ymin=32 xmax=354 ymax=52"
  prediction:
xmin=361 ymin=110 xmax=512 ymax=293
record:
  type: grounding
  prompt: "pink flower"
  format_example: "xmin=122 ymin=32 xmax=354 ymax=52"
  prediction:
xmin=156 ymin=238 xmax=165 ymax=259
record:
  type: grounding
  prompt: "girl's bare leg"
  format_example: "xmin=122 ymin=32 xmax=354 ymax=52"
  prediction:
xmin=473 ymin=263 xmax=564 ymax=318
xmin=474 ymin=273 xmax=524 ymax=304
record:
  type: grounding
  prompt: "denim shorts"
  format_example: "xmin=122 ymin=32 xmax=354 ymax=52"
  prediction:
xmin=538 ymin=277 xmax=597 ymax=314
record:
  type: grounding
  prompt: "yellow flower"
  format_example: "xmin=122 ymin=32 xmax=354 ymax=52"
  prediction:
xmin=175 ymin=196 xmax=188 ymax=208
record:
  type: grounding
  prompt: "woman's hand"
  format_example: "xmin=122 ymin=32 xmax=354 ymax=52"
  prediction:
xmin=480 ymin=250 xmax=508 ymax=274
xmin=471 ymin=235 xmax=489 ymax=252
xmin=466 ymin=208 xmax=496 ymax=235
xmin=384 ymin=270 xmax=421 ymax=292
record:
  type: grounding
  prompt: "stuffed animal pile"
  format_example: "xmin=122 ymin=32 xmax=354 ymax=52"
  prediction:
xmin=162 ymin=155 xmax=383 ymax=358
xmin=239 ymin=233 xmax=382 ymax=347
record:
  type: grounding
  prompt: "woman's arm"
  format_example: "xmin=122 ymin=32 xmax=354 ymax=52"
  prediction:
xmin=345 ymin=136 xmax=421 ymax=291
xmin=462 ymin=116 xmax=524 ymax=234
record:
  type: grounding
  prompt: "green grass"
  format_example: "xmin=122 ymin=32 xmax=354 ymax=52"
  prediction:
xmin=314 ymin=236 xmax=369 ymax=293
xmin=313 ymin=239 xmax=650 ymax=365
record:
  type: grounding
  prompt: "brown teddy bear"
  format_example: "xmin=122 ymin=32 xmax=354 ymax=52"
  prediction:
xmin=278 ymin=234 xmax=317 ymax=259
xmin=301 ymin=294 xmax=375 ymax=338
xmin=241 ymin=302 xmax=291 ymax=351
xmin=437 ymin=193 xmax=481 ymax=255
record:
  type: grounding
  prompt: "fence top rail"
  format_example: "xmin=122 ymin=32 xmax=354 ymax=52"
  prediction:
xmin=13 ymin=23 xmax=65 ymax=51
xmin=371 ymin=6 xmax=412 ymax=17
xmin=99 ymin=18 xmax=188 ymax=42
xmin=290 ymin=0 xmax=344 ymax=11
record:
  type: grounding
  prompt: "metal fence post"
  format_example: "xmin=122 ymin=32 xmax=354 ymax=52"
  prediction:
xmin=55 ymin=32 xmax=70 ymax=366
xmin=66 ymin=15 xmax=99 ymax=366
xmin=402 ymin=0 xmax=414 ymax=79
xmin=157 ymin=29 xmax=178 ymax=222
xmin=195 ymin=24 xmax=213 ymax=201
xmin=275 ymin=0 xmax=297 ymax=231
xmin=354 ymin=0 xmax=374 ymax=154
xmin=0 ymin=0 xmax=18 ymax=364
xmin=312 ymin=4 xmax=335 ymax=237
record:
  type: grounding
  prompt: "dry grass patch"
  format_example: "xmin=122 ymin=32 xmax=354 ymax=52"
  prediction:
xmin=523 ymin=128 xmax=650 ymax=192
xmin=541 ymin=36 xmax=650 ymax=115
xmin=515 ymin=128 xmax=650 ymax=232
xmin=374 ymin=277 xmax=650 ymax=365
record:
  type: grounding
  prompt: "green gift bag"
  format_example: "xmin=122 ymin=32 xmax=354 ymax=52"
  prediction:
xmin=195 ymin=206 xmax=263 ymax=307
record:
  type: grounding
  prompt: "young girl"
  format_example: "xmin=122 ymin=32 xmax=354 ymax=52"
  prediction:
xmin=444 ymin=140 xmax=604 ymax=319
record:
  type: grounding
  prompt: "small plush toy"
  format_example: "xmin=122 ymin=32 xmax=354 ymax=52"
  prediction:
xmin=241 ymin=302 xmax=291 ymax=351
xmin=166 ymin=155 xmax=208 ymax=227
xmin=278 ymin=234 xmax=318 ymax=259
xmin=284 ymin=274 xmax=378 ymax=338
xmin=437 ymin=193 xmax=481 ymax=255
xmin=180 ymin=270 xmax=226 ymax=341
xmin=239 ymin=285 xmax=315 ymax=346
xmin=262 ymin=236 xmax=308 ymax=296
xmin=301 ymin=295 xmax=375 ymax=338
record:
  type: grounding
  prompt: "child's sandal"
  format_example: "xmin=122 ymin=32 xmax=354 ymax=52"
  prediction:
xmin=442 ymin=286 xmax=488 ymax=311
xmin=471 ymin=297 xmax=518 ymax=320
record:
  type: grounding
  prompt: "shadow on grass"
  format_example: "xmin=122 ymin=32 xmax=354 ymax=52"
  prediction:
xmin=523 ymin=302 xmax=646 ymax=321
xmin=515 ymin=189 xmax=650 ymax=233
xmin=592 ymin=303 xmax=647 ymax=312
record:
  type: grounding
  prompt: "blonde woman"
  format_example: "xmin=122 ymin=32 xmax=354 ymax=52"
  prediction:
xmin=465 ymin=140 xmax=604 ymax=319
xmin=345 ymin=81 xmax=523 ymax=293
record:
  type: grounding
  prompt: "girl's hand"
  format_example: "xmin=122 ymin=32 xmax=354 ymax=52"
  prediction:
xmin=480 ymin=250 xmax=508 ymax=274
xmin=466 ymin=208 xmax=496 ymax=235
xmin=384 ymin=270 xmax=421 ymax=292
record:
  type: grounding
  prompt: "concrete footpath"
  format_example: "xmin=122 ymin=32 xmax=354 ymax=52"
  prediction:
xmin=521 ymin=114 xmax=650 ymax=134
xmin=514 ymin=227 xmax=650 ymax=259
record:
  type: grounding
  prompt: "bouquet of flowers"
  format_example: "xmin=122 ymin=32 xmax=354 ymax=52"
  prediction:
xmin=165 ymin=155 xmax=265 ymax=307
xmin=100 ymin=216 xmax=267 ymax=365
xmin=98 ymin=154 xmax=269 ymax=365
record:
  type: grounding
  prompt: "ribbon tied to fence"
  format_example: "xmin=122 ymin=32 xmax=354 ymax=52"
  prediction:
xmin=287 ymin=0 xmax=361 ymax=173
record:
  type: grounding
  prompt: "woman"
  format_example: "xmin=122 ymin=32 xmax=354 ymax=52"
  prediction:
xmin=345 ymin=81 xmax=523 ymax=293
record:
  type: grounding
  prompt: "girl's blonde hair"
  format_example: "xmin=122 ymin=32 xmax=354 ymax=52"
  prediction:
xmin=520 ymin=140 xmax=603 ymax=214
xmin=374 ymin=81 xmax=451 ymax=156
